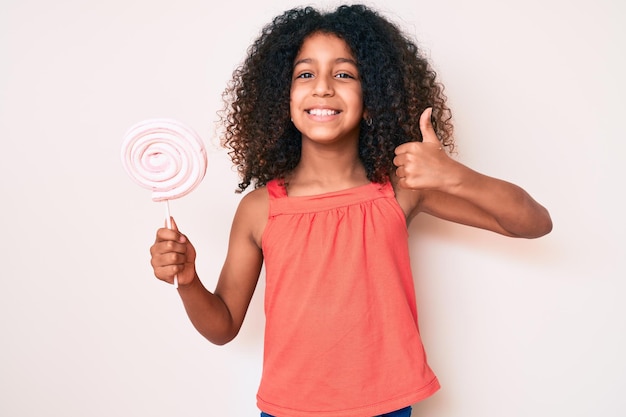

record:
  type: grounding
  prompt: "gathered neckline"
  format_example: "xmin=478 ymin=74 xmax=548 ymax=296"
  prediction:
xmin=277 ymin=180 xmax=377 ymax=199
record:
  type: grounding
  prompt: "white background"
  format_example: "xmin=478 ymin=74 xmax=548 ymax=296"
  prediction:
xmin=1 ymin=0 xmax=624 ymax=416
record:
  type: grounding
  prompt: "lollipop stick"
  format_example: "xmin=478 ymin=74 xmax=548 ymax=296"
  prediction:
xmin=165 ymin=200 xmax=172 ymax=229
xmin=164 ymin=200 xmax=178 ymax=289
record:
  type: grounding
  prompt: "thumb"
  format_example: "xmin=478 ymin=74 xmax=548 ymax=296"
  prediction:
xmin=165 ymin=216 xmax=179 ymax=232
xmin=168 ymin=216 xmax=188 ymax=243
xmin=419 ymin=107 xmax=439 ymax=145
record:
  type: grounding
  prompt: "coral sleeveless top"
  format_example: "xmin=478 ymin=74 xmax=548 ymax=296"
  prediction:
xmin=257 ymin=180 xmax=439 ymax=417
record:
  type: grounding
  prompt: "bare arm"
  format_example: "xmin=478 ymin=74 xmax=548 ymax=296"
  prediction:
xmin=393 ymin=108 xmax=552 ymax=238
xmin=150 ymin=188 xmax=267 ymax=345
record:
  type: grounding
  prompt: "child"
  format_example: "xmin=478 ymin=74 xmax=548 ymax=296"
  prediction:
xmin=150 ymin=4 xmax=552 ymax=417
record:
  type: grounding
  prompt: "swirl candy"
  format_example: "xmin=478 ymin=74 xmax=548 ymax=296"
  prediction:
xmin=121 ymin=118 xmax=207 ymax=202
xmin=121 ymin=118 xmax=207 ymax=288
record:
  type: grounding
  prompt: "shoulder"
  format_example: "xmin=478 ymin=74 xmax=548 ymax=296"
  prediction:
xmin=239 ymin=185 xmax=270 ymax=208
xmin=232 ymin=186 xmax=269 ymax=248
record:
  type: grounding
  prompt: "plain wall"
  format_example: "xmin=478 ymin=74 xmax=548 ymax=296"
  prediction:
xmin=1 ymin=0 xmax=624 ymax=416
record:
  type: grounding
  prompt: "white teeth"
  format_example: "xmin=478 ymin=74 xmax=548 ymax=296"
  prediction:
xmin=308 ymin=109 xmax=339 ymax=116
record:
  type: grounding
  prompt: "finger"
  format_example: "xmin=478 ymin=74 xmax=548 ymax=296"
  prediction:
xmin=169 ymin=217 xmax=189 ymax=244
xmin=155 ymin=227 xmax=180 ymax=243
xmin=150 ymin=240 xmax=187 ymax=266
xmin=150 ymin=245 xmax=184 ymax=270
xmin=157 ymin=218 xmax=187 ymax=244
xmin=394 ymin=143 xmax=408 ymax=156
xmin=393 ymin=152 xmax=406 ymax=167
xmin=170 ymin=217 xmax=187 ymax=243
xmin=419 ymin=107 xmax=440 ymax=145
xmin=170 ymin=216 xmax=179 ymax=231
xmin=153 ymin=265 xmax=182 ymax=284
xmin=396 ymin=176 xmax=410 ymax=190
xmin=394 ymin=141 xmax=417 ymax=156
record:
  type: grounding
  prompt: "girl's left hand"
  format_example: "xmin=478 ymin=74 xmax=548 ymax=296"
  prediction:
xmin=393 ymin=107 xmax=455 ymax=191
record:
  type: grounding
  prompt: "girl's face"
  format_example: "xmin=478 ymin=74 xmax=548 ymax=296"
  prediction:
xmin=290 ymin=32 xmax=364 ymax=147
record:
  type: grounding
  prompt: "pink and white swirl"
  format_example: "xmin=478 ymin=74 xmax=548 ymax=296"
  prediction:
xmin=121 ymin=119 xmax=207 ymax=202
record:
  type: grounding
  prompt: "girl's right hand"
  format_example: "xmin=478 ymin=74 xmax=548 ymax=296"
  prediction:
xmin=149 ymin=217 xmax=197 ymax=286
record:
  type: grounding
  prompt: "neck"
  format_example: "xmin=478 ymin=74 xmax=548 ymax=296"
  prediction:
xmin=286 ymin=142 xmax=369 ymax=195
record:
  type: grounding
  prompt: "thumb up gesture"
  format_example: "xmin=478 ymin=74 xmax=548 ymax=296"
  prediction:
xmin=393 ymin=108 xmax=454 ymax=191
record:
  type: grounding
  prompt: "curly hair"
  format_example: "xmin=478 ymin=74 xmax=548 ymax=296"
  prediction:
xmin=219 ymin=4 xmax=454 ymax=192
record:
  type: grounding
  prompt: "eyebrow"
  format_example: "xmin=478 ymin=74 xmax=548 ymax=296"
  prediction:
xmin=293 ymin=57 xmax=358 ymax=67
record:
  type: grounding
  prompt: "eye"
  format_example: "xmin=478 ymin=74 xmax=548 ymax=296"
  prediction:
xmin=295 ymin=72 xmax=314 ymax=79
xmin=335 ymin=72 xmax=355 ymax=79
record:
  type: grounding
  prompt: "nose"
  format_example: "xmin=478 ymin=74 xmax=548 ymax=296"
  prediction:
xmin=312 ymin=75 xmax=334 ymax=97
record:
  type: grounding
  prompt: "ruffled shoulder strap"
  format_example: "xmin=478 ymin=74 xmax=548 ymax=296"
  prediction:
xmin=266 ymin=179 xmax=287 ymax=199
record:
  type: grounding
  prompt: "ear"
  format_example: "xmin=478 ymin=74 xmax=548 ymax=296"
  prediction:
xmin=362 ymin=109 xmax=372 ymax=126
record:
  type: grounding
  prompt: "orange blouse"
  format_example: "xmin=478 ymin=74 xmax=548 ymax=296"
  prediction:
xmin=257 ymin=180 xmax=439 ymax=417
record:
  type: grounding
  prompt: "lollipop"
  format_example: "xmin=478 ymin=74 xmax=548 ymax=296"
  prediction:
xmin=121 ymin=118 xmax=207 ymax=288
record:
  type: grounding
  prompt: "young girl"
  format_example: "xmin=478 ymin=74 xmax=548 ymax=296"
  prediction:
xmin=150 ymin=4 xmax=552 ymax=417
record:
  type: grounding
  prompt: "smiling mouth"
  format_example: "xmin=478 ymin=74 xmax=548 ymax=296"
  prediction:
xmin=306 ymin=109 xmax=340 ymax=116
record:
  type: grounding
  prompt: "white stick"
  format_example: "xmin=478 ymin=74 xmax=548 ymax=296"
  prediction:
xmin=164 ymin=200 xmax=178 ymax=289
xmin=165 ymin=200 xmax=172 ymax=228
